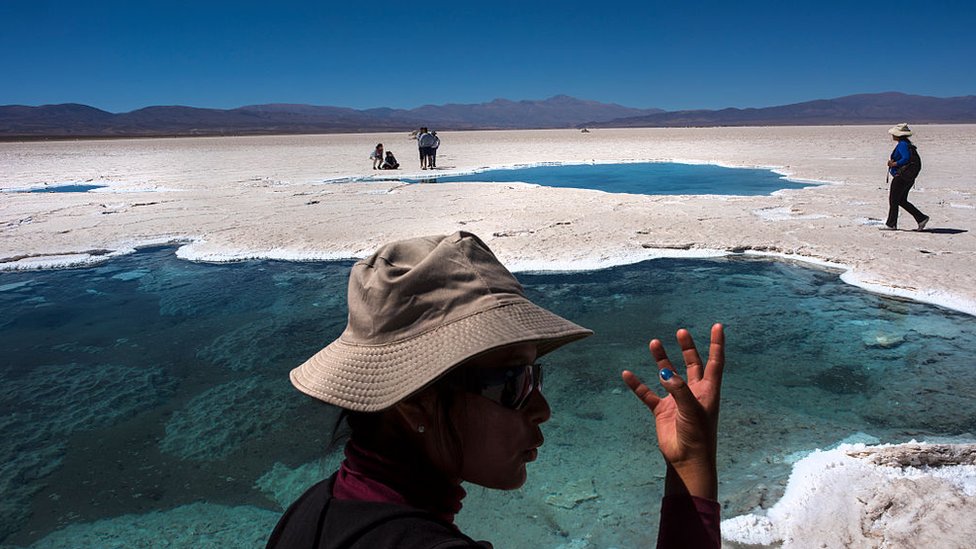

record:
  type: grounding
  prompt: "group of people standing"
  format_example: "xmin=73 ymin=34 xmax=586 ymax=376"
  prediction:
xmin=416 ymin=127 xmax=440 ymax=170
xmin=367 ymin=127 xmax=441 ymax=171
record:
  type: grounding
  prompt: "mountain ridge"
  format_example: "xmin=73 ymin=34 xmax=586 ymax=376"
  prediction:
xmin=585 ymin=92 xmax=976 ymax=128
xmin=1 ymin=92 xmax=973 ymax=139
xmin=0 ymin=96 xmax=662 ymax=138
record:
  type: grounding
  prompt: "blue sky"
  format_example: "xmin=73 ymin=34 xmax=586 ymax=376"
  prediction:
xmin=1 ymin=0 xmax=973 ymax=113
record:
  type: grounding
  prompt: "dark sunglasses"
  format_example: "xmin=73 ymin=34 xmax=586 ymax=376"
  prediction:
xmin=452 ymin=363 xmax=543 ymax=410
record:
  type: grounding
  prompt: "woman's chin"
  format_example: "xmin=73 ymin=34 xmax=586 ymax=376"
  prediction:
xmin=476 ymin=467 xmax=528 ymax=491
xmin=500 ymin=471 xmax=528 ymax=490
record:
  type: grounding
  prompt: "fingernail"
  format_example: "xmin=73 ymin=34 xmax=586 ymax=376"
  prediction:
xmin=659 ymin=368 xmax=674 ymax=381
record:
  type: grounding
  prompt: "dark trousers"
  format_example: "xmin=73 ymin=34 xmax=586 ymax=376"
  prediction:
xmin=886 ymin=174 xmax=926 ymax=228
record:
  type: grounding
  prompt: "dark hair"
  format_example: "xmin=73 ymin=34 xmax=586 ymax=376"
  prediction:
xmin=330 ymin=379 xmax=467 ymax=476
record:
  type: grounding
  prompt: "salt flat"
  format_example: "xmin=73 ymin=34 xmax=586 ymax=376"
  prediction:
xmin=3 ymin=126 xmax=976 ymax=547
xmin=1 ymin=125 xmax=974 ymax=314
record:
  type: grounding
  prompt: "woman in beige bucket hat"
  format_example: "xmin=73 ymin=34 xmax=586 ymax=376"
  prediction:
xmin=267 ymin=231 xmax=726 ymax=548
xmin=883 ymin=123 xmax=929 ymax=231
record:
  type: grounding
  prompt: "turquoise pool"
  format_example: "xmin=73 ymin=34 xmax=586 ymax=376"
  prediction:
xmin=391 ymin=162 xmax=814 ymax=195
xmin=1 ymin=248 xmax=973 ymax=547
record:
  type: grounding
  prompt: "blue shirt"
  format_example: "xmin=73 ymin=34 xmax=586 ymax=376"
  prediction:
xmin=889 ymin=140 xmax=912 ymax=176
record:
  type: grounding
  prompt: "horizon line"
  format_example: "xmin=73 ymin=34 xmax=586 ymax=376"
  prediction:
xmin=4 ymin=90 xmax=975 ymax=115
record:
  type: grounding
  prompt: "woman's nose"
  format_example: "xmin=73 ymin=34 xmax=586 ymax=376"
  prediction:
xmin=524 ymin=389 xmax=551 ymax=424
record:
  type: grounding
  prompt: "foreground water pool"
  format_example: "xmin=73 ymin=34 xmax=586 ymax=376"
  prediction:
xmin=1 ymin=247 xmax=974 ymax=548
xmin=390 ymin=162 xmax=814 ymax=195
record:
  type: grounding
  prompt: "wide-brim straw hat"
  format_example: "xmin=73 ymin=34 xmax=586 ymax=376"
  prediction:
xmin=290 ymin=231 xmax=593 ymax=412
xmin=888 ymin=123 xmax=913 ymax=137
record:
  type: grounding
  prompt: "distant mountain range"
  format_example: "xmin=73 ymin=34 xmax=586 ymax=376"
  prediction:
xmin=1 ymin=92 xmax=973 ymax=139
xmin=585 ymin=92 xmax=976 ymax=128
xmin=0 ymin=95 xmax=661 ymax=139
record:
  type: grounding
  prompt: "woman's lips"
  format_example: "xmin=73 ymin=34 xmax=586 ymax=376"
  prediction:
xmin=525 ymin=432 xmax=544 ymax=462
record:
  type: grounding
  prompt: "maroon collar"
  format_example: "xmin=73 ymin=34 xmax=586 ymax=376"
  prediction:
xmin=332 ymin=440 xmax=466 ymax=524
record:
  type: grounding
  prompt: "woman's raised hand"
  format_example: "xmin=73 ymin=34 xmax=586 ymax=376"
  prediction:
xmin=622 ymin=323 xmax=725 ymax=499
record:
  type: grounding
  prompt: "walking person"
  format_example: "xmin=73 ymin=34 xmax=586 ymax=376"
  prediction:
xmin=883 ymin=123 xmax=929 ymax=231
xmin=267 ymin=232 xmax=724 ymax=548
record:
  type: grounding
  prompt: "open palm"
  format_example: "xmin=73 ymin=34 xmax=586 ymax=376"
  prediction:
xmin=622 ymin=323 xmax=725 ymax=498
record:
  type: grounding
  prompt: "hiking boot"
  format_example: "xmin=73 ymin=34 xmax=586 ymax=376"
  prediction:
xmin=916 ymin=216 xmax=930 ymax=231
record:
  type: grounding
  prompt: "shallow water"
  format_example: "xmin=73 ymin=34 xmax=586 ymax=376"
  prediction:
xmin=391 ymin=162 xmax=813 ymax=195
xmin=6 ymin=184 xmax=106 ymax=193
xmin=1 ymin=248 xmax=974 ymax=548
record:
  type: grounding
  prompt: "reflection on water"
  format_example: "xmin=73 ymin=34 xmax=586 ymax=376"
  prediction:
xmin=1 ymin=248 xmax=974 ymax=547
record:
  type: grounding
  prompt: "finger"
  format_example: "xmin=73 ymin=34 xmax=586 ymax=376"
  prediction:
xmin=704 ymin=323 xmax=726 ymax=385
xmin=676 ymin=328 xmax=704 ymax=383
xmin=622 ymin=370 xmax=661 ymax=411
xmin=649 ymin=339 xmax=676 ymax=373
xmin=658 ymin=368 xmax=701 ymax=415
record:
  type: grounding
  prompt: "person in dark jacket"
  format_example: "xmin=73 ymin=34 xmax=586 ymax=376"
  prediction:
xmin=267 ymin=232 xmax=725 ymax=548
xmin=884 ymin=123 xmax=929 ymax=231
xmin=380 ymin=151 xmax=399 ymax=170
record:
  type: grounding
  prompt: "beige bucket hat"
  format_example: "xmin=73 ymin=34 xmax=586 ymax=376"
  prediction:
xmin=290 ymin=232 xmax=593 ymax=412
xmin=888 ymin=123 xmax=913 ymax=137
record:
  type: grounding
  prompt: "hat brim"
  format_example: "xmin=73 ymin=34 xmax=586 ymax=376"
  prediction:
xmin=888 ymin=128 xmax=912 ymax=137
xmin=290 ymin=301 xmax=593 ymax=412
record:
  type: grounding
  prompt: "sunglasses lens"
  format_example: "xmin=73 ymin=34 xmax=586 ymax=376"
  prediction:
xmin=463 ymin=364 xmax=541 ymax=410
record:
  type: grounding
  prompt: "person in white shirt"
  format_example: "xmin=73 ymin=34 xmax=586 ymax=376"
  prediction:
xmin=429 ymin=131 xmax=441 ymax=168
xmin=417 ymin=127 xmax=436 ymax=170
xmin=369 ymin=143 xmax=384 ymax=170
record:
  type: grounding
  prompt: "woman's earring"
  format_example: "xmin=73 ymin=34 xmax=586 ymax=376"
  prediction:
xmin=417 ymin=425 xmax=425 ymax=433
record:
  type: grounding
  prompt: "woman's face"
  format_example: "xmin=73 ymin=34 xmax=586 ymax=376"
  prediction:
xmin=447 ymin=343 xmax=551 ymax=490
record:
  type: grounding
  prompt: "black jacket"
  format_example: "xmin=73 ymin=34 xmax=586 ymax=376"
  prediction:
xmin=266 ymin=474 xmax=490 ymax=549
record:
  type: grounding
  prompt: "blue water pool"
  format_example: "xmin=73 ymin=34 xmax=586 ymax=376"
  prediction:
xmin=8 ymin=184 xmax=107 ymax=193
xmin=394 ymin=162 xmax=813 ymax=195
xmin=1 ymin=248 xmax=973 ymax=547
